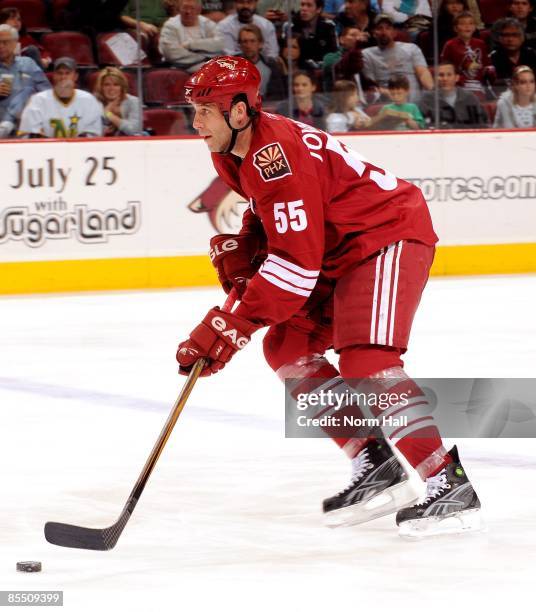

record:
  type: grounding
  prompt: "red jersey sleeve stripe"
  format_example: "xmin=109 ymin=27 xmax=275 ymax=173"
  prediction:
xmin=265 ymin=253 xmax=320 ymax=278
xmin=259 ymin=269 xmax=313 ymax=297
xmin=261 ymin=260 xmax=318 ymax=290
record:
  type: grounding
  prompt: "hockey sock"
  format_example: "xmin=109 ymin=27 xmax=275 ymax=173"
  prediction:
xmin=339 ymin=344 xmax=451 ymax=479
xmin=276 ymin=354 xmax=373 ymax=459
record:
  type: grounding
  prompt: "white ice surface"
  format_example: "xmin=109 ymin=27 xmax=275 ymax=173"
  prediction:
xmin=1 ymin=275 xmax=536 ymax=611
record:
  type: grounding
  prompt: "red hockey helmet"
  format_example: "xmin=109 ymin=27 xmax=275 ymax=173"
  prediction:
xmin=184 ymin=56 xmax=262 ymax=116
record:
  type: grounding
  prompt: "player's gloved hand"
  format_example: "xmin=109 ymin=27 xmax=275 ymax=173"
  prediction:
xmin=176 ymin=307 xmax=260 ymax=376
xmin=209 ymin=233 xmax=264 ymax=298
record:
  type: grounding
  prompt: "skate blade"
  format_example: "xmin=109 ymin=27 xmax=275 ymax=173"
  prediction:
xmin=398 ymin=509 xmax=485 ymax=540
xmin=324 ymin=480 xmax=420 ymax=528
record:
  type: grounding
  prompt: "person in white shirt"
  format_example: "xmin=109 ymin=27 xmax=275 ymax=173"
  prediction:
xmin=362 ymin=13 xmax=433 ymax=103
xmin=159 ymin=0 xmax=224 ymax=72
xmin=18 ymin=57 xmax=102 ymax=138
xmin=494 ymin=64 xmax=536 ymax=128
xmin=216 ymin=0 xmax=279 ymax=58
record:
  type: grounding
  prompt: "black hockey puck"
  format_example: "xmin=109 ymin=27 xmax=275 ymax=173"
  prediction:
xmin=16 ymin=561 xmax=42 ymax=573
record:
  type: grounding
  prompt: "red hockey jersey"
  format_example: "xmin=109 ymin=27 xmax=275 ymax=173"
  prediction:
xmin=211 ymin=112 xmax=438 ymax=327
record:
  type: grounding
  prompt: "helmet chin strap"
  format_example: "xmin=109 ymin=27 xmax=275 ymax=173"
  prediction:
xmin=220 ymin=107 xmax=256 ymax=155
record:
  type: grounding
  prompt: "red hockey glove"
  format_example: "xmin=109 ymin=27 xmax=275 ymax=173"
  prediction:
xmin=209 ymin=233 xmax=264 ymax=298
xmin=176 ymin=307 xmax=259 ymax=376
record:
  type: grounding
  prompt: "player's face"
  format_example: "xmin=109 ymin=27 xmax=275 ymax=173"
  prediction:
xmin=454 ymin=17 xmax=475 ymax=39
xmin=0 ymin=31 xmax=17 ymax=62
xmin=192 ymin=103 xmax=232 ymax=152
xmin=510 ymin=0 xmax=531 ymax=20
xmin=300 ymin=0 xmax=319 ymax=22
xmin=239 ymin=31 xmax=262 ymax=60
xmin=437 ymin=65 xmax=459 ymax=91
xmin=102 ymin=76 xmax=122 ymax=102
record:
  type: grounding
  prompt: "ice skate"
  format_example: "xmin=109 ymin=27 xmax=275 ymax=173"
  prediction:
xmin=396 ymin=445 xmax=483 ymax=539
xmin=323 ymin=440 xmax=420 ymax=527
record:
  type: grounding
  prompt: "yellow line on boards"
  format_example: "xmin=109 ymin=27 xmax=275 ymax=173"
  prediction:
xmin=0 ymin=243 xmax=535 ymax=295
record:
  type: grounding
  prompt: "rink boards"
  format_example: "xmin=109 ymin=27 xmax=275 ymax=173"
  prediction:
xmin=0 ymin=129 xmax=535 ymax=294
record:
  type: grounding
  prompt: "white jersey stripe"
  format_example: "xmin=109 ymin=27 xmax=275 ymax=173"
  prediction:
xmin=370 ymin=248 xmax=384 ymax=344
xmin=377 ymin=243 xmax=396 ymax=345
xmin=388 ymin=241 xmax=403 ymax=346
xmin=259 ymin=270 xmax=311 ymax=297
xmin=261 ymin=260 xmax=318 ymax=290
xmin=265 ymin=253 xmax=320 ymax=278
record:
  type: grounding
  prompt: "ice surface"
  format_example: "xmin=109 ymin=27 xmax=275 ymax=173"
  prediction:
xmin=1 ymin=275 xmax=535 ymax=611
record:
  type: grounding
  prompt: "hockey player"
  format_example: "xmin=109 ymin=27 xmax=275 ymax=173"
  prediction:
xmin=176 ymin=56 xmax=482 ymax=538
xmin=18 ymin=57 xmax=103 ymax=138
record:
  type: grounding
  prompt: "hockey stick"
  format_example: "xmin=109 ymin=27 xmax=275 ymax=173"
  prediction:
xmin=44 ymin=289 xmax=238 ymax=551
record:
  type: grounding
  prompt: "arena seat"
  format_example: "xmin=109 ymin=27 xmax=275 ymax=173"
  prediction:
xmin=41 ymin=31 xmax=96 ymax=67
xmin=478 ymin=0 xmax=510 ymax=26
xmin=483 ymin=100 xmax=497 ymax=123
xmin=143 ymin=69 xmax=190 ymax=106
xmin=0 ymin=0 xmax=50 ymax=31
xmin=96 ymin=32 xmax=151 ymax=67
xmin=143 ymin=109 xmax=190 ymax=135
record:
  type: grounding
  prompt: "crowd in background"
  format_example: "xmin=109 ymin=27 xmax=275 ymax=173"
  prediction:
xmin=1 ymin=0 xmax=536 ymax=138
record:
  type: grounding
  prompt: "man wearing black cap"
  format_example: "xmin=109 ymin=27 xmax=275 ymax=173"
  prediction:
xmin=362 ymin=14 xmax=433 ymax=103
xmin=18 ymin=57 xmax=103 ymax=138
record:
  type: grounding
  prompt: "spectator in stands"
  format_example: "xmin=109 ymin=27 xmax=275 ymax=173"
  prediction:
xmin=290 ymin=0 xmax=338 ymax=66
xmin=93 ymin=66 xmax=142 ymax=135
xmin=419 ymin=60 xmax=488 ymax=128
xmin=18 ymin=57 xmax=103 ymax=138
xmin=237 ymin=24 xmax=286 ymax=99
xmin=490 ymin=18 xmax=536 ymax=89
xmin=323 ymin=26 xmax=365 ymax=86
xmin=59 ymin=0 xmax=160 ymax=54
xmin=334 ymin=0 xmax=377 ymax=41
xmin=368 ymin=74 xmax=425 ymax=129
xmin=441 ymin=11 xmax=490 ymax=97
xmin=326 ymin=78 xmax=370 ymax=131
xmin=276 ymin=70 xmax=326 ymax=128
xmin=0 ymin=8 xmax=51 ymax=70
xmin=257 ymin=0 xmax=298 ymax=25
xmin=122 ymin=0 xmax=170 ymax=28
xmin=0 ymin=24 xmax=50 ymax=138
xmin=322 ymin=26 xmax=364 ymax=80
xmin=275 ymin=34 xmax=306 ymax=76
xmin=436 ymin=0 xmax=469 ymax=52
xmin=324 ymin=0 xmax=345 ymax=20
xmin=159 ymin=0 xmax=224 ymax=72
xmin=216 ymin=0 xmax=279 ymax=58
xmin=508 ymin=0 xmax=536 ymax=49
xmin=494 ymin=64 xmax=536 ymax=127
xmin=381 ymin=0 xmax=431 ymax=28
xmin=362 ymin=14 xmax=433 ymax=103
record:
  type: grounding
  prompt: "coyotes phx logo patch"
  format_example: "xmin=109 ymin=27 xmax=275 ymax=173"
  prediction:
xmin=253 ymin=142 xmax=292 ymax=182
